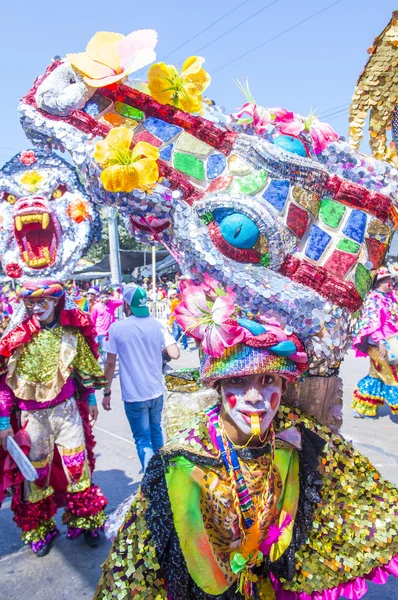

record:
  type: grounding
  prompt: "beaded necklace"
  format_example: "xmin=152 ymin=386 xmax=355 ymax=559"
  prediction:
xmin=206 ymin=404 xmax=275 ymax=537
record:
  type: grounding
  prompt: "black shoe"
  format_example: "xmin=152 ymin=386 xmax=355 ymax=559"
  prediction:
xmin=84 ymin=530 xmax=101 ymax=548
xmin=35 ymin=537 xmax=54 ymax=557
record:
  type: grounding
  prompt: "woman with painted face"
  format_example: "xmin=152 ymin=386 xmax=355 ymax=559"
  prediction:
xmin=352 ymin=266 xmax=398 ymax=418
xmin=0 ymin=280 xmax=108 ymax=557
xmin=95 ymin=282 xmax=398 ymax=600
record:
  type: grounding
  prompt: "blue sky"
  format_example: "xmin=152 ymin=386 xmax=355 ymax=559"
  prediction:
xmin=0 ymin=0 xmax=396 ymax=164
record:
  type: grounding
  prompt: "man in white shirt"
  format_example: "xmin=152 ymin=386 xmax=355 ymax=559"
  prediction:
xmin=102 ymin=285 xmax=180 ymax=472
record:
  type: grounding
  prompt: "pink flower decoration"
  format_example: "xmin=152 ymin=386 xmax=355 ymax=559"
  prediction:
xmin=275 ymin=112 xmax=338 ymax=154
xmin=275 ymin=113 xmax=304 ymax=137
xmin=19 ymin=150 xmax=37 ymax=166
xmin=175 ymin=286 xmax=246 ymax=357
xmin=309 ymin=119 xmax=339 ymax=154
xmin=236 ymin=104 xmax=293 ymax=136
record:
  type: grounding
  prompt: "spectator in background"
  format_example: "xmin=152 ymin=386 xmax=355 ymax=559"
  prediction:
xmin=102 ymin=285 xmax=180 ymax=472
xmin=87 ymin=287 xmax=98 ymax=313
xmin=91 ymin=290 xmax=123 ymax=362
xmin=168 ymin=289 xmax=188 ymax=350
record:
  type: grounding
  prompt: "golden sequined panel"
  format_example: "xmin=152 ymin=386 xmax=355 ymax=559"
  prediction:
xmin=16 ymin=326 xmax=65 ymax=384
xmin=349 ymin=13 xmax=398 ymax=164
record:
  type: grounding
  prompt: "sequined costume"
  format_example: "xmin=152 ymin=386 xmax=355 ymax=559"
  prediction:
xmin=0 ymin=282 xmax=108 ymax=552
xmin=352 ymin=288 xmax=398 ymax=416
xmin=96 ymin=285 xmax=398 ymax=599
xmin=95 ymin=404 xmax=398 ymax=600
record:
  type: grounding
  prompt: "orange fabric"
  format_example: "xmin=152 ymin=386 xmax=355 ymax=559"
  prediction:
xmin=169 ymin=298 xmax=180 ymax=325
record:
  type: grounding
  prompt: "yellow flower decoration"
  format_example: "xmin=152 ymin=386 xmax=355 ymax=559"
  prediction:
xmin=147 ymin=56 xmax=211 ymax=114
xmin=19 ymin=170 xmax=44 ymax=193
xmin=93 ymin=127 xmax=159 ymax=193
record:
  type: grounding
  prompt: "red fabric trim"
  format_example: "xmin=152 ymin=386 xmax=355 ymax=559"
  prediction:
xmin=0 ymin=300 xmax=99 ymax=360
xmin=325 ymin=174 xmax=391 ymax=222
xmin=100 ymin=84 xmax=237 ymax=156
xmin=0 ymin=317 xmax=40 ymax=358
xmin=59 ymin=307 xmax=99 ymax=358
xmin=279 ymin=255 xmax=363 ymax=311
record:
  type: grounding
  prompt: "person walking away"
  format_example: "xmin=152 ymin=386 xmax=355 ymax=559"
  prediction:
xmin=169 ymin=289 xmax=188 ymax=350
xmin=102 ymin=285 xmax=179 ymax=472
xmin=91 ymin=290 xmax=122 ymax=362
xmin=352 ymin=266 xmax=398 ymax=418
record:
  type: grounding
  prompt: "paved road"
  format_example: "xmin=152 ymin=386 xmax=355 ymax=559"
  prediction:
xmin=0 ymin=348 xmax=397 ymax=599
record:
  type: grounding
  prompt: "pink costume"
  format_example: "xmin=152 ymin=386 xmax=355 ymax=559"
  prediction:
xmin=352 ymin=289 xmax=398 ymax=416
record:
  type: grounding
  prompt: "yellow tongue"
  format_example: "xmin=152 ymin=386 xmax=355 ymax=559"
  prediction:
xmin=251 ymin=414 xmax=260 ymax=436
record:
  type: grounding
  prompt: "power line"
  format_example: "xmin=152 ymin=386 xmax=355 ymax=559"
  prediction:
xmin=322 ymin=107 xmax=349 ymax=119
xmin=212 ymin=0 xmax=345 ymax=74
xmin=327 ymin=110 xmax=349 ymax=121
xmin=142 ymin=0 xmax=255 ymax=69
xmin=321 ymin=104 xmax=348 ymax=118
xmin=192 ymin=0 xmax=279 ymax=55
xmin=0 ymin=145 xmax=20 ymax=152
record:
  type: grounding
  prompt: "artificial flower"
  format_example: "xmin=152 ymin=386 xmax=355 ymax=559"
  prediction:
xmin=147 ymin=56 xmax=210 ymax=113
xmin=175 ymin=286 xmax=246 ymax=357
xmin=234 ymin=79 xmax=293 ymax=135
xmin=19 ymin=150 xmax=37 ymax=166
xmin=66 ymin=200 xmax=91 ymax=223
xmin=67 ymin=29 xmax=158 ymax=88
xmin=276 ymin=111 xmax=338 ymax=153
xmin=19 ymin=170 xmax=44 ymax=193
xmin=93 ymin=127 xmax=159 ymax=193
xmin=5 ymin=263 xmax=22 ymax=279
xmin=236 ymin=104 xmax=293 ymax=135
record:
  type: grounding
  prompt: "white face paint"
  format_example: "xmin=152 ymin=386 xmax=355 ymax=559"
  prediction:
xmin=220 ymin=374 xmax=284 ymax=437
xmin=26 ymin=298 xmax=57 ymax=323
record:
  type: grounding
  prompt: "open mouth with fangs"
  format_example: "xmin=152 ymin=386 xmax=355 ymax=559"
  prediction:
xmin=13 ymin=197 xmax=60 ymax=269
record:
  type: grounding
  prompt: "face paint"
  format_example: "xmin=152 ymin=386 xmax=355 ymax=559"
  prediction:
xmin=26 ymin=298 xmax=57 ymax=322
xmin=226 ymin=393 xmax=237 ymax=408
xmin=220 ymin=374 xmax=283 ymax=437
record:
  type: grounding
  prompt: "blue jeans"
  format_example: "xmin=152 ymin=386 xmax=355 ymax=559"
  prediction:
xmin=97 ymin=335 xmax=107 ymax=363
xmin=124 ymin=395 xmax=164 ymax=472
xmin=172 ymin=321 xmax=188 ymax=350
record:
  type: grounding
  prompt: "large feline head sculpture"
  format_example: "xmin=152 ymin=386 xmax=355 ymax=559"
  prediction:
xmin=19 ymin=28 xmax=398 ymax=375
xmin=0 ymin=150 xmax=98 ymax=280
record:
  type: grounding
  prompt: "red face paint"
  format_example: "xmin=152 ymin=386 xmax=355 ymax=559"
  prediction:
xmin=226 ymin=393 xmax=237 ymax=408
xmin=270 ymin=392 xmax=279 ymax=409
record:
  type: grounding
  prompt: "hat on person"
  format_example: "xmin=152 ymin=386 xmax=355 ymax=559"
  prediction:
xmin=123 ymin=284 xmax=150 ymax=317
xmin=87 ymin=287 xmax=98 ymax=295
xmin=376 ymin=266 xmax=392 ymax=283
xmin=19 ymin=279 xmax=64 ymax=299
xmin=174 ymin=280 xmax=308 ymax=386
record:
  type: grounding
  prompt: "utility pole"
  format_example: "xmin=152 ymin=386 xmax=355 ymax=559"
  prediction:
xmin=152 ymin=246 xmax=157 ymax=317
xmin=107 ymin=206 xmax=122 ymax=285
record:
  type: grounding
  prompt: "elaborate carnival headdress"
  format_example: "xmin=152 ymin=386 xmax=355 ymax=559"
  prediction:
xmin=12 ymin=19 xmax=398 ymax=427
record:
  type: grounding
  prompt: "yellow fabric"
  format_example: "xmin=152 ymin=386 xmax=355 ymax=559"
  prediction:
xmin=368 ymin=345 xmax=398 ymax=386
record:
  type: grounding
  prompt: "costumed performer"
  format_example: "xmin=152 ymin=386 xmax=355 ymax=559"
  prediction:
xmin=95 ymin=281 xmax=398 ymax=600
xmin=352 ymin=266 xmax=398 ymax=418
xmin=0 ymin=280 xmax=108 ymax=556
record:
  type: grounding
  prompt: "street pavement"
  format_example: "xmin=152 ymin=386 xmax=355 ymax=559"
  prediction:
xmin=0 ymin=348 xmax=397 ymax=599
